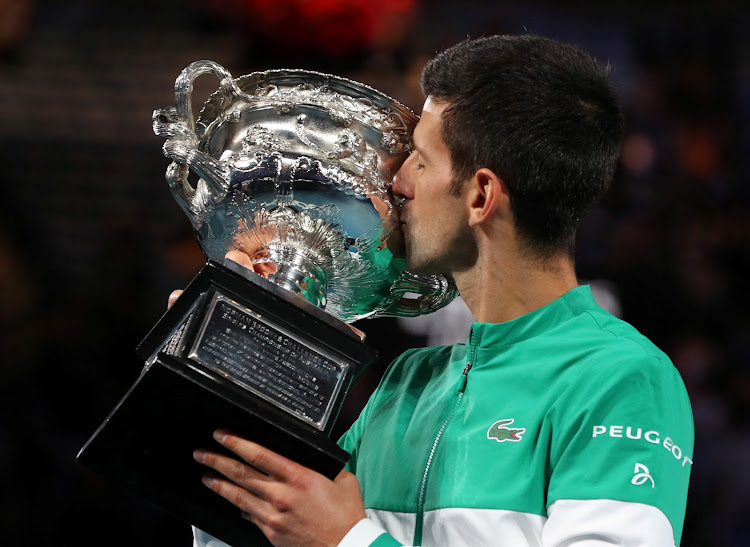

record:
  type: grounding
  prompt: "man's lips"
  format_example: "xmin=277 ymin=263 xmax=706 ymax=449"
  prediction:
xmin=397 ymin=206 xmax=408 ymax=226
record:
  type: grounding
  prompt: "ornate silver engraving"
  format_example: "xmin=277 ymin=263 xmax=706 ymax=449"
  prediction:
xmin=153 ymin=60 xmax=457 ymax=321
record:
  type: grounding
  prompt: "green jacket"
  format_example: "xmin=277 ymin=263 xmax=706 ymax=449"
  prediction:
xmin=337 ymin=286 xmax=694 ymax=546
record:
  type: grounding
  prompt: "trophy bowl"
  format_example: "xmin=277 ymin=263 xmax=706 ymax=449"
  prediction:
xmin=154 ymin=60 xmax=456 ymax=321
xmin=77 ymin=61 xmax=457 ymax=547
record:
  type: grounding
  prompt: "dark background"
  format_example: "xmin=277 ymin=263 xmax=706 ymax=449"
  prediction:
xmin=1 ymin=0 xmax=748 ymax=545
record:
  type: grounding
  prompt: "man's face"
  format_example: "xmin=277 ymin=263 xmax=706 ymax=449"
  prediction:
xmin=390 ymin=98 xmax=474 ymax=275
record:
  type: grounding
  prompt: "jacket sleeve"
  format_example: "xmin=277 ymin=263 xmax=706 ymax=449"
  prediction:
xmin=336 ymin=368 xmax=414 ymax=547
xmin=337 ymin=365 xmax=386 ymax=473
xmin=337 ymin=519 xmax=409 ymax=547
xmin=543 ymin=498 xmax=676 ymax=546
xmin=193 ymin=527 xmax=232 ymax=547
xmin=543 ymin=346 xmax=693 ymax=546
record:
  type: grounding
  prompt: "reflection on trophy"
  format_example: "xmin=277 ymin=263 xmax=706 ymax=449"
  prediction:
xmin=77 ymin=61 xmax=456 ymax=546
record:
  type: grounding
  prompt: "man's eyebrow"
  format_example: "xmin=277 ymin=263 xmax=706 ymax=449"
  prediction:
xmin=412 ymin=141 xmax=429 ymax=161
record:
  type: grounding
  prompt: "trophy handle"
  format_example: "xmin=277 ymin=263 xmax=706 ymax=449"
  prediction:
xmin=174 ymin=60 xmax=235 ymax=135
xmin=380 ymin=272 xmax=459 ymax=318
xmin=152 ymin=61 xmax=236 ymax=228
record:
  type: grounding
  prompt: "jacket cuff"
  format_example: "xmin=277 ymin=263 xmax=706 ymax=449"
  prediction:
xmin=337 ymin=518 xmax=397 ymax=547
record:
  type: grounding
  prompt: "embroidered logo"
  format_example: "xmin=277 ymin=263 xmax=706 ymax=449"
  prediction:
xmin=487 ymin=419 xmax=526 ymax=442
xmin=631 ymin=463 xmax=655 ymax=488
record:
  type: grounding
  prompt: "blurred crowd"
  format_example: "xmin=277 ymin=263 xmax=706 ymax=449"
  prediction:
xmin=0 ymin=0 xmax=749 ymax=545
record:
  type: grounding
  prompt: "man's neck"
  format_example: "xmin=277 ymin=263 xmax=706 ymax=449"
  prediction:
xmin=453 ymin=250 xmax=579 ymax=324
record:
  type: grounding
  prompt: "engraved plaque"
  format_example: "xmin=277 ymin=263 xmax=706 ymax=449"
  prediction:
xmin=189 ymin=294 xmax=347 ymax=430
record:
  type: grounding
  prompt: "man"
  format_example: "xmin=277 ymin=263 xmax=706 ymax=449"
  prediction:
xmin=190 ymin=35 xmax=694 ymax=546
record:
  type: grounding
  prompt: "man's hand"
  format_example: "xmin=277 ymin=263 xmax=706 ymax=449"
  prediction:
xmin=194 ymin=430 xmax=367 ymax=547
xmin=166 ymin=250 xmax=273 ymax=309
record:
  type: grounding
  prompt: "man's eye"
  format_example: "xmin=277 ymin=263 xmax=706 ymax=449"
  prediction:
xmin=416 ymin=163 xmax=425 ymax=170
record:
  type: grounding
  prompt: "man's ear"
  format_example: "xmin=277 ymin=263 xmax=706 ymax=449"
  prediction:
xmin=467 ymin=168 xmax=508 ymax=226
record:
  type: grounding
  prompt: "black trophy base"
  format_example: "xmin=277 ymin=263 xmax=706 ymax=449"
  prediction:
xmin=77 ymin=260 xmax=378 ymax=547
xmin=78 ymin=353 xmax=350 ymax=546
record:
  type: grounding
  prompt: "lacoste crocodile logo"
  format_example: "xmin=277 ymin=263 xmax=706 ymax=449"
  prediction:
xmin=487 ymin=419 xmax=526 ymax=442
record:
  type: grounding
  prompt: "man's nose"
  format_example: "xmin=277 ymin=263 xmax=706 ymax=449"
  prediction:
xmin=391 ymin=154 xmax=414 ymax=200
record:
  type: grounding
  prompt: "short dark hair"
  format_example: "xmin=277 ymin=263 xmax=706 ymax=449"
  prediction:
xmin=421 ymin=34 xmax=624 ymax=258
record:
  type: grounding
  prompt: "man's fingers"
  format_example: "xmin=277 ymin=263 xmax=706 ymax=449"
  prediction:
xmin=168 ymin=289 xmax=183 ymax=309
xmin=212 ymin=430 xmax=302 ymax=482
xmin=201 ymin=473 xmax=274 ymax=517
xmin=225 ymin=250 xmax=277 ymax=279
xmin=253 ymin=260 xmax=278 ymax=278
xmin=225 ymin=249 xmax=255 ymax=271
xmin=348 ymin=324 xmax=366 ymax=341
xmin=195 ymin=435 xmax=366 ymax=546
xmin=194 ymin=449 xmax=272 ymax=493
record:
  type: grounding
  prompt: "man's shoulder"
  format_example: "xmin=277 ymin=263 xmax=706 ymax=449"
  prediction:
xmin=533 ymin=303 xmax=688 ymax=405
xmin=563 ymin=303 xmax=671 ymax=371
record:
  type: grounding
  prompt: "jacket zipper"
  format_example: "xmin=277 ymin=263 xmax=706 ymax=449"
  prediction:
xmin=413 ymin=325 xmax=481 ymax=545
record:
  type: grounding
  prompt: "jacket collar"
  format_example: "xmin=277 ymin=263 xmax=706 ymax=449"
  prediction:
xmin=466 ymin=285 xmax=599 ymax=349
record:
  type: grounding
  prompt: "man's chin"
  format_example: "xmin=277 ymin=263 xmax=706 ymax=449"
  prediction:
xmin=403 ymin=255 xmax=452 ymax=278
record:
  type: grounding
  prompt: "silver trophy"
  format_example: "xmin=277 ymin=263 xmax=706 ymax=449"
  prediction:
xmin=78 ymin=61 xmax=456 ymax=546
xmin=153 ymin=60 xmax=455 ymax=320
